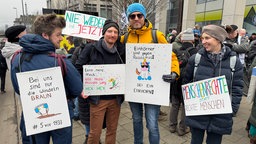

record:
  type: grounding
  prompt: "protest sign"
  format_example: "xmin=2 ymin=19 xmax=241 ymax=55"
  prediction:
xmin=83 ymin=64 xmax=125 ymax=95
xmin=16 ymin=67 xmax=70 ymax=136
xmin=182 ymin=76 xmax=232 ymax=116
xmin=62 ymin=10 xmax=106 ymax=40
xmin=125 ymin=43 xmax=172 ymax=106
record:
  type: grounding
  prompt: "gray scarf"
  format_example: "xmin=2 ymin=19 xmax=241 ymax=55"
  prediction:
xmin=102 ymin=40 xmax=117 ymax=54
xmin=207 ymin=46 xmax=226 ymax=65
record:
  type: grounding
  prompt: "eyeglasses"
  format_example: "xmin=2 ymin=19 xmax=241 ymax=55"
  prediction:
xmin=129 ymin=14 xmax=144 ymax=20
xmin=141 ymin=65 xmax=148 ymax=68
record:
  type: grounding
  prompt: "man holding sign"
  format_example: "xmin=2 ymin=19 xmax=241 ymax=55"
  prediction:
xmin=120 ymin=3 xmax=180 ymax=144
xmin=76 ymin=19 xmax=125 ymax=144
xmin=182 ymin=25 xmax=243 ymax=144
xmin=11 ymin=14 xmax=83 ymax=144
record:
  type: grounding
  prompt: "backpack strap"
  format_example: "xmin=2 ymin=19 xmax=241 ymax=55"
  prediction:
xmin=230 ymin=55 xmax=236 ymax=78
xmin=48 ymin=53 xmax=67 ymax=77
xmin=124 ymin=32 xmax=129 ymax=44
xmin=193 ymin=53 xmax=201 ymax=80
xmin=151 ymin=29 xmax=158 ymax=43
xmin=229 ymin=55 xmax=236 ymax=99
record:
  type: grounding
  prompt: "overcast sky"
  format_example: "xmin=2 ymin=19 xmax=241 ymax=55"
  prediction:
xmin=0 ymin=0 xmax=46 ymax=30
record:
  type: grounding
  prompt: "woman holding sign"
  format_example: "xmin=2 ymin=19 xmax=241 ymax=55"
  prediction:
xmin=183 ymin=25 xmax=243 ymax=144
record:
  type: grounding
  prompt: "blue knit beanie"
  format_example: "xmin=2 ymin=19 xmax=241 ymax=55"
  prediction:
xmin=127 ymin=3 xmax=146 ymax=18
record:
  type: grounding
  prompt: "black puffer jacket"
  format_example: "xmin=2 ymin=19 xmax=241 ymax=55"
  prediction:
xmin=183 ymin=46 xmax=243 ymax=135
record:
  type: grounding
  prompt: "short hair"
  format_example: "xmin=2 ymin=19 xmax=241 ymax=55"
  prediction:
xmin=33 ymin=13 xmax=66 ymax=36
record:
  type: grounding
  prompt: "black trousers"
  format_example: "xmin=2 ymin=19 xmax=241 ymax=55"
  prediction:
xmin=0 ymin=71 xmax=6 ymax=91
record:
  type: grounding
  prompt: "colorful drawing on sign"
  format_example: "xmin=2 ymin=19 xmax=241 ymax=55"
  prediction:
xmin=108 ymin=78 xmax=118 ymax=89
xmin=34 ymin=103 xmax=61 ymax=119
xmin=136 ymin=58 xmax=152 ymax=80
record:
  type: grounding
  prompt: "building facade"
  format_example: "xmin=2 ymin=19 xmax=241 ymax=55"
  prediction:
xmin=45 ymin=0 xmax=256 ymax=36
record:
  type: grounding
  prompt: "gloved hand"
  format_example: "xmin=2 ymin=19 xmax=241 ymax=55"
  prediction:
xmin=162 ymin=72 xmax=178 ymax=83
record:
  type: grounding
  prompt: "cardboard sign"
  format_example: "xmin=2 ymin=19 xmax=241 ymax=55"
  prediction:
xmin=62 ymin=10 xmax=106 ymax=40
xmin=83 ymin=64 xmax=125 ymax=95
xmin=182 ymin=76 xmax=232 ymax=116
xmin=125 ymin=43 xmax=172 ymax=106
xmin=16 ymin=67 xmax=70 ymax=136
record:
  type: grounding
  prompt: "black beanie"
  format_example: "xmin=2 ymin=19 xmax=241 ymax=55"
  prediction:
xmin=102 ymin=20 xmax=119 ymax=35
xmin=5 ymin=25 xmax=26 ymax=43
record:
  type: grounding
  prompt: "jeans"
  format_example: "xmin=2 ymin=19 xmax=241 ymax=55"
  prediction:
xmin=84 ymin=124 xmax=90 ymax=136
xmin=74 ymin=97 xmax=79 ymax=117
xmin=33 ymin=100 xmax=74 ymax=144
xmin=20 ymin=113 xmax=32 ymax=144
xmin=190 ymin=127 xmax=223 ymax=144
xmin=129 ymin=102 xmax=160 ymax=144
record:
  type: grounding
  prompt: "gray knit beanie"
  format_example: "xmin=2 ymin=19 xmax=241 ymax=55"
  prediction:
xmin=202 ymin=25 xmax=228 ymax=42
xmin=181 ymin=28 xmax=194 ymax=41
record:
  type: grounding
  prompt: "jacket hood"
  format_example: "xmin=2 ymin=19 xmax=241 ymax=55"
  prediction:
xmin=127 ymin=19 xmax=153 ymax=35
xmin=19 ymin=34 xmax=56 ymax=53
xmin=1 ymin=42 xmax=22 ymax=58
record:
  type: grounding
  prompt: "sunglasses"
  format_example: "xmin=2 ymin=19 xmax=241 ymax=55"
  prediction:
xmin=129 ymin=14 xmax=144 ymax=20
xmin=141 ymin=65 xmax=148 ymax=68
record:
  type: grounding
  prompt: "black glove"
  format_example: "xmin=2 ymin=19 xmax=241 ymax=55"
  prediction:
xmin=162 ymin=72 xmax=177 ymax=83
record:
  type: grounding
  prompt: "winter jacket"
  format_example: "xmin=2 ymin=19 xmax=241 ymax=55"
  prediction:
xmin=75 ymin=38 xmax=125 ymax=105
xmin=120 ymin=19 xmax=180 ymax=76
xmin=183 ymin=46 xmax=243 ymax=135
xmin=224 ymin=38 xmax=249 ymax=54
xmin=1 ymin=42 xmax=22 ymax=70
xmin=11 ymin=34 xmax=83 ymax=100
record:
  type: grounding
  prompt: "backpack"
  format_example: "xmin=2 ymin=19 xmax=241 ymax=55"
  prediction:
xmin=12 ymin=50 xmax=67 ymax=77
xmin=193 ymin=53 xmax=236 ymax=95
xmin=123 ymin=29 xmax=158 ymax=43
xmin=173 ymin=47 xmax=195 ymax=78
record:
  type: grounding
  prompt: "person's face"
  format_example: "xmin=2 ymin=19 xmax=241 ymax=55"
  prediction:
xmin=229 ymin=30 xmax=238 ymax=39
xmin=201 ymin=33 xmax=221 ymax=53
xmin=103 ymin=27 xmax=118 ymax=45
xmin=128 ymin=12 xmax=145 ymax=29
xmin=42 ymin=28 xmax=63 ymax=49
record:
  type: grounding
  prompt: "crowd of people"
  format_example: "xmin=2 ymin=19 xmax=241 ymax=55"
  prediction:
xmin=1 ymin=2 xmax=256 ymax=144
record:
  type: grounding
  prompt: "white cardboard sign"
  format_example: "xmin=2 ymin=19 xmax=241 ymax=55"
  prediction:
xmin=83 ymin=64 xmax=125 ymax=95
xmin=62 ymin=10 xmax=106 ymax=41
xmin=125 ymin=43 xmax=172 ymax=106
xmin=16 ymin=67 xmax=70 ymax=136
xmin=182 ymin=76 xmax=232 ymax=116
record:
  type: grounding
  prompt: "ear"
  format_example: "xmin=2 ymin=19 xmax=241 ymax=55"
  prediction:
xmin=42 ymin=32 xmax=49 ymax=40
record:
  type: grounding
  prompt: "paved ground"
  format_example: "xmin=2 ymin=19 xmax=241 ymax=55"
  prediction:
xmin=0 ymin=72 xmax=251 ymax=144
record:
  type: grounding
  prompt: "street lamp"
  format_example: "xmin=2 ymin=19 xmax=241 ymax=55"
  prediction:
xmin=13 ymin=7 xmax=18 ymax=19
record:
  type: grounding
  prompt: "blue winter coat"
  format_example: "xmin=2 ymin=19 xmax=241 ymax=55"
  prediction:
xmin=183 ymin=46 xmax=243 ymax=135
xmin=11 ymin=34 xmax=83 ymax=100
